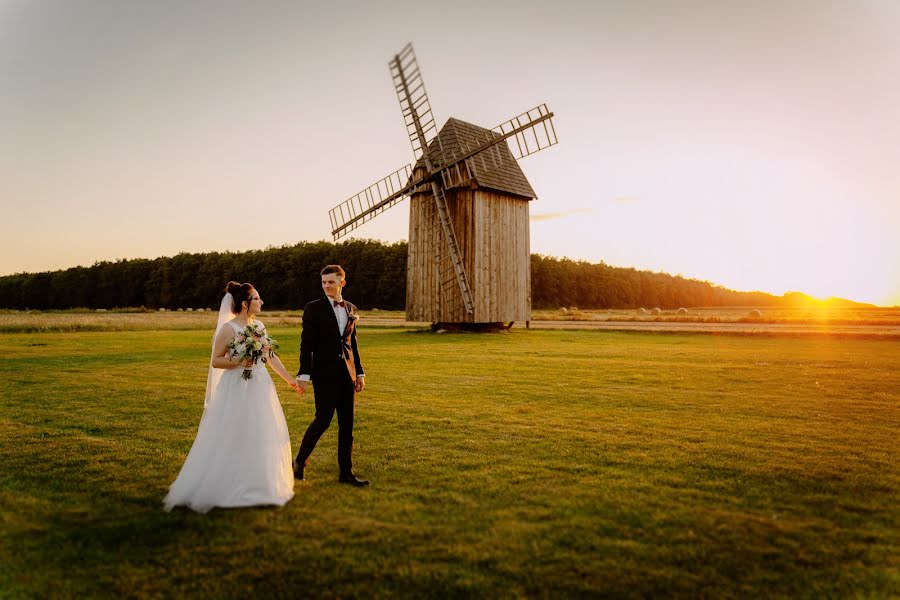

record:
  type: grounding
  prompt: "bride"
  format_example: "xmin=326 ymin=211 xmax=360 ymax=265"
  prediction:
xmin=164 ymin=281 xmax=301 ymax=513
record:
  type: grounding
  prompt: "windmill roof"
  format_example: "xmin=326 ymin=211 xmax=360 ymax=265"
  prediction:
xmin=417 ymin=118 xmax=537 ymax=199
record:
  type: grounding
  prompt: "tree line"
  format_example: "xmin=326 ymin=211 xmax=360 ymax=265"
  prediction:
xmin=0 ymin=239 xmax=793 ymax=311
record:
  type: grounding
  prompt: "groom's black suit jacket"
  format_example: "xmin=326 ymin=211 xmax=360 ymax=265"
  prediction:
xmin=297 ymin=296 xmax=364 ymax=384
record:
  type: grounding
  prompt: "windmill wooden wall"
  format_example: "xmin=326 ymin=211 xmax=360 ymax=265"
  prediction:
xmin=406 ymin=186 xmax=531 ymax=323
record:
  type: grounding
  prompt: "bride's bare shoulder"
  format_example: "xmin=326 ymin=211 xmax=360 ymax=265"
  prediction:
xmin=215 ymin=320 xmax=239 ymax=338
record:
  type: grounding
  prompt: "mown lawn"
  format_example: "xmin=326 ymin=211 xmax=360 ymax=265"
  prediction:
xmin=1 ymin=325 xmax=897 ymax=598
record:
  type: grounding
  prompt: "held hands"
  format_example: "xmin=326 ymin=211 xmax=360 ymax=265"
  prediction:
xmin=286 ymin=378 xmax=357 ymax=393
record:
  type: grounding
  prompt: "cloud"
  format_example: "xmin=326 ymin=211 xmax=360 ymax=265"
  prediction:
xmin=613 ymin=196 xmax=640 ymax=205
xmin=530 ymin=208 xmax=594 ymax=222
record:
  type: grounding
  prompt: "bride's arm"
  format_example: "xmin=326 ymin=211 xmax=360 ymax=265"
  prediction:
xmin=210 ymin=327 xmax=245 ymax=370
xmin=267 ymin=353 xmax=301 ymax=391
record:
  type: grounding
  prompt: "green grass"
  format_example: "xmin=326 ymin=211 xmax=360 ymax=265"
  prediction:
xmin=1 ymin=325 xmax=898 ymax=598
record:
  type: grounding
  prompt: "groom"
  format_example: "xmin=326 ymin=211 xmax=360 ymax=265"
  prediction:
xmin=293 ymin=264 xmax=369 ymax=486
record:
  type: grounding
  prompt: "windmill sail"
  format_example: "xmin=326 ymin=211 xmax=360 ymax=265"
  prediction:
xmin=390 ymin=43 xmax=439 ymax=162
xmin=329 ymin=165 xmax=414 ymax=240
xmin=491 ymin=104 xmax=558 ymax=160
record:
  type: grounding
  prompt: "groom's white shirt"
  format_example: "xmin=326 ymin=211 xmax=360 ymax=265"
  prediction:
xmin=333 ymin=298 xmax=349 ymax=333
xmin=296 ymin=296 xmax=363 ymax=382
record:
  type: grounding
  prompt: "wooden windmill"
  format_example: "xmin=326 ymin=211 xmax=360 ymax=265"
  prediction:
xmin=328 ymin=43 xmax=557 ymax=327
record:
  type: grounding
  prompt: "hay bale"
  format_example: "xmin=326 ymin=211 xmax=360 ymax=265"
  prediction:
xmin=159 ymin=308 xmax=166 ymax=312
xmin=677 ymin=308 xmax=688 ymax=316
xmin=651 ymin=307 xmax=661 ymax=315
xmin=559 ymin=307 xmax=568 ymax=315
xmin=95 ymin=308 xmax=107 ymax=312
xmin=186 ymin=308 xmax=193 ymax=312
xmin=638 ymin=308 xmax=648 ymax=315
xmin=749 ymin=309 xmax=763 ymax=317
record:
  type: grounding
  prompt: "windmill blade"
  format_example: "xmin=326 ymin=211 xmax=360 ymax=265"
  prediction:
xmin=329 ymin=165 xmax=415 ymax=240
xmin=491 ymin=103 xmax=558 ymax=160
xmin=390 ymin=43 xmax=440 ymax=162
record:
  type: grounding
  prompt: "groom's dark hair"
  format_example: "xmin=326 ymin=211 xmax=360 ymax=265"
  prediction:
xmin=321 ymin=264 xmax=345 ymax=280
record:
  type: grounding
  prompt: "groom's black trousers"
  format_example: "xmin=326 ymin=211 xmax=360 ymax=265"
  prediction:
xmin=295 ymin=377 xmax=355 ymax=476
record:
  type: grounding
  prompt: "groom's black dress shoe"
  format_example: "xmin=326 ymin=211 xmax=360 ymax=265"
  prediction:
xmin=292 ymin=461 xmax=305 ymax=481
xmin=338 ymin=473 xmax=369 ymax=487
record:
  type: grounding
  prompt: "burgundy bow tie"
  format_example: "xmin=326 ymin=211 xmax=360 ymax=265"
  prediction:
xmin=333 ymin=300 xmax=346 ymax=308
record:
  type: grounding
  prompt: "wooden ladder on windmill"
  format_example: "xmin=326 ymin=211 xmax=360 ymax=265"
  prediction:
xmin=422 ymin=184 xmax=473 ymax=320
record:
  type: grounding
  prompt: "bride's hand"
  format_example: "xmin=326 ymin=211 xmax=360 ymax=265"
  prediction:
xmin=226 ymin=356 xmax=252 ymax=369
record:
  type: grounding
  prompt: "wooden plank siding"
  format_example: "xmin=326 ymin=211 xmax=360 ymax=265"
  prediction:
xmin=406 ymin=185 xmax=531 ymax=323
xmin=405 ymin=192 xmax=431 ymax=322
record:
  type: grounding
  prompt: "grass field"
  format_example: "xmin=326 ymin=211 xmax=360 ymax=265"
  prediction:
xmin=3 ymin=306 xmax=898 ymax=334
xmin=1 ymin=318 xmax=898 ymax=598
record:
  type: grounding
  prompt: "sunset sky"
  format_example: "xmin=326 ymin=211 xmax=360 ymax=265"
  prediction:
xmin=2 ymin=0 xmax=898 ymax=305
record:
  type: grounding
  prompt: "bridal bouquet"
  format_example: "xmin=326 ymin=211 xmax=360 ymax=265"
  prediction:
xmin=227 ymin=323 xmax=279 ymax=380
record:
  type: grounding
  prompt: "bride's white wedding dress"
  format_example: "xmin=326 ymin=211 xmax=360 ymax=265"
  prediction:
xmin=164 ymin=319 xmax=294 ymax=513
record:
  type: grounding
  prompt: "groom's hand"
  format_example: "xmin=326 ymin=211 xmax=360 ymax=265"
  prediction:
xmin=355 ymin=378 xmax=365 ymax=393
xmin=295 ymin=379 xmax=309 ymax=394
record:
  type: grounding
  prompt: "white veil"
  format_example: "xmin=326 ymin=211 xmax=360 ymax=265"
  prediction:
xmin=204 ymin=293 xmax=234 ymax=408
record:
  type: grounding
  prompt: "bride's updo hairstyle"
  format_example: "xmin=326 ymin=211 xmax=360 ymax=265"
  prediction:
xmin=225 ymin=281 xmax=255 ymax=314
